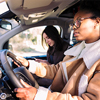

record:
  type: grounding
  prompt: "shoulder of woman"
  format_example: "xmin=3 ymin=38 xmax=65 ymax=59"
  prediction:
xmin=62 ymin=40 xmax=69 ymax=45
xmin=62 ymin=40 xmax=70 ymax=49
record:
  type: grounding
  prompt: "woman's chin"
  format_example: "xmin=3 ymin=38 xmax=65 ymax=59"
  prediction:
xmin=75 ymin=37 xmax=83 ymax=41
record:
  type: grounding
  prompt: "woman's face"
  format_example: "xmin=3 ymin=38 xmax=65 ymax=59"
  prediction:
xmin=73 ymin=11 xmax=100 ymax=43
xmin=43 ymin=32 xmax=55 ymax=47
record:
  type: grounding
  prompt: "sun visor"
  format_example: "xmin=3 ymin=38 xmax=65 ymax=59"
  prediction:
xmin=7 ymin=0 xmax=53 ymax=10
xmin=7 ymin=0 xmax=62 ymax=16
xmin=23 ymin=0 xmax=53 ymax=9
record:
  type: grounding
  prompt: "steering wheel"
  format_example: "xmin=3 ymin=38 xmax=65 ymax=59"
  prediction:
xmin=1 ymin=49 xmax=39 ymax=88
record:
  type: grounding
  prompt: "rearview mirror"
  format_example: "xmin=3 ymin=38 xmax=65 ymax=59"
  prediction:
xmin=0 ymin=19 xmax=12 ymax=30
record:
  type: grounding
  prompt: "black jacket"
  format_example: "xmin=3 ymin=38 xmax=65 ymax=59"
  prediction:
xmin=47 ymin=41 xmax=70 ymax=64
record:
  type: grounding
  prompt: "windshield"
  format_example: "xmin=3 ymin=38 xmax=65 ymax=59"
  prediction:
xmin=0 ymin=1 xmax=9 ymax=15
xmin=0 ymin=1 xmax=19 ymax=36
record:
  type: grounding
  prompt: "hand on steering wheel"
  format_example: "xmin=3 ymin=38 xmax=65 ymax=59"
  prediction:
xmin=1 ymin=49 xmax=39 ymax=88
xmin=16 ymin=56 xmax=29 ymax=67
xmin=14 ymin=79 xmax=37 ymax=100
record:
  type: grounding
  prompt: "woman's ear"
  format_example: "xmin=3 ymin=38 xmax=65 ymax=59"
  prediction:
xmin=94 ymin=18 xmax=100 ymax=29
xmin=96 ymin=17 xmax=100 ymax=23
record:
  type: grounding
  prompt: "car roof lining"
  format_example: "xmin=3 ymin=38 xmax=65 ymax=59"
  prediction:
xmin=7 ymin=0 xmax=62 ymax=16
xmin=0 ymin=0 xmax=80 ymax=25
xmin=59 ymin=1 xmax=80 ymax=18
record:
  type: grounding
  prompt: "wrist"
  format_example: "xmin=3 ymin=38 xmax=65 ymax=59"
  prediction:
xmin=28 ymin=60 xmax=36 ymax=73
xmin=27 ymin=60 xmax=29 ymax=67
xmin=34 ymin=86 xmax=48 ymax=100
xmin=33 ymin=87 xmax=37 ymax=99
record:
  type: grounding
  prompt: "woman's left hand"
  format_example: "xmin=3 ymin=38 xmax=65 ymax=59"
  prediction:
xmin=14 ymin=79 xmax=37 ymax=100
xmin=16 ymin=56 xmax=29 ymax=67
xmin=35 ymin=58 xmax=51 ymax=65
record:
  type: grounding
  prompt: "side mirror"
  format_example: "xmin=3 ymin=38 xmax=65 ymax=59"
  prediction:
xmin=0 ymin=19 xmax=12 ymax=30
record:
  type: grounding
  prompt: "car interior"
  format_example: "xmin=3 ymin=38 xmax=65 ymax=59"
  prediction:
xmin=0 ymin=0 xmax=80 ymax=99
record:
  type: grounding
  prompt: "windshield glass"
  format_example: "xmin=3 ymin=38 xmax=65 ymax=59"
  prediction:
xmin=0 ymin=1 xmax=19 ymax=36
xmin=0 ymin=1 xmax=9 ymax=14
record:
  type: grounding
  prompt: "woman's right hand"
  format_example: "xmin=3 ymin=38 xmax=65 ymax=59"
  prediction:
xmin=16 ymin=56 xmax=29 ymax=67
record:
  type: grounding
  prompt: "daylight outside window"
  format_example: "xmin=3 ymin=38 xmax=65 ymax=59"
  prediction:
xmin=9 ymin=25 xmax=61 ymax=57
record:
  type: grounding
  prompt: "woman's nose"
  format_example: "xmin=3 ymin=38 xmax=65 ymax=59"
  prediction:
xmin=73 ymin=25 xmax=77 ymax=30
xmin=46 ymin=39 xmax=48 ymax=43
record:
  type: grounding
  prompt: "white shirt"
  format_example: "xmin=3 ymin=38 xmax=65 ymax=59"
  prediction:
xmin=78 ymin=41 xmax=96 ymax=59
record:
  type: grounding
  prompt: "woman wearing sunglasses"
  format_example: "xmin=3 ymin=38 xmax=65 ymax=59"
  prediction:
xmin=14 ymin=0 xmax=100 ymax=100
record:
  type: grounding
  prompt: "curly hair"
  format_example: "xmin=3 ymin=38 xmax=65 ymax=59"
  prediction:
xmin=80 ymin=0 xmax=100 ymax=17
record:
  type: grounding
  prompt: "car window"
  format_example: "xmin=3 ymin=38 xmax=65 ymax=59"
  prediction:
xmin=0 ymin=2 xmax=9 ymax=15
xmin=70 ymin=30 xmax=78 ymax=46
xmin=9 ymin=25 xmax=61 ymax=57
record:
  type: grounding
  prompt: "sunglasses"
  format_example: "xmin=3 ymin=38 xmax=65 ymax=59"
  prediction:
xmin=70 ymin=16 xmax=96 ymax=30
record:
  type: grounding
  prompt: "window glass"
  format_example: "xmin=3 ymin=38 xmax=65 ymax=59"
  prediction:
xmin=9 ymin=25 xmax=61 ymax=57
xmin=69 ymin=23 xmax=78 ymax=46
xmin=0 ymin=2 xmax=9 ymax=15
